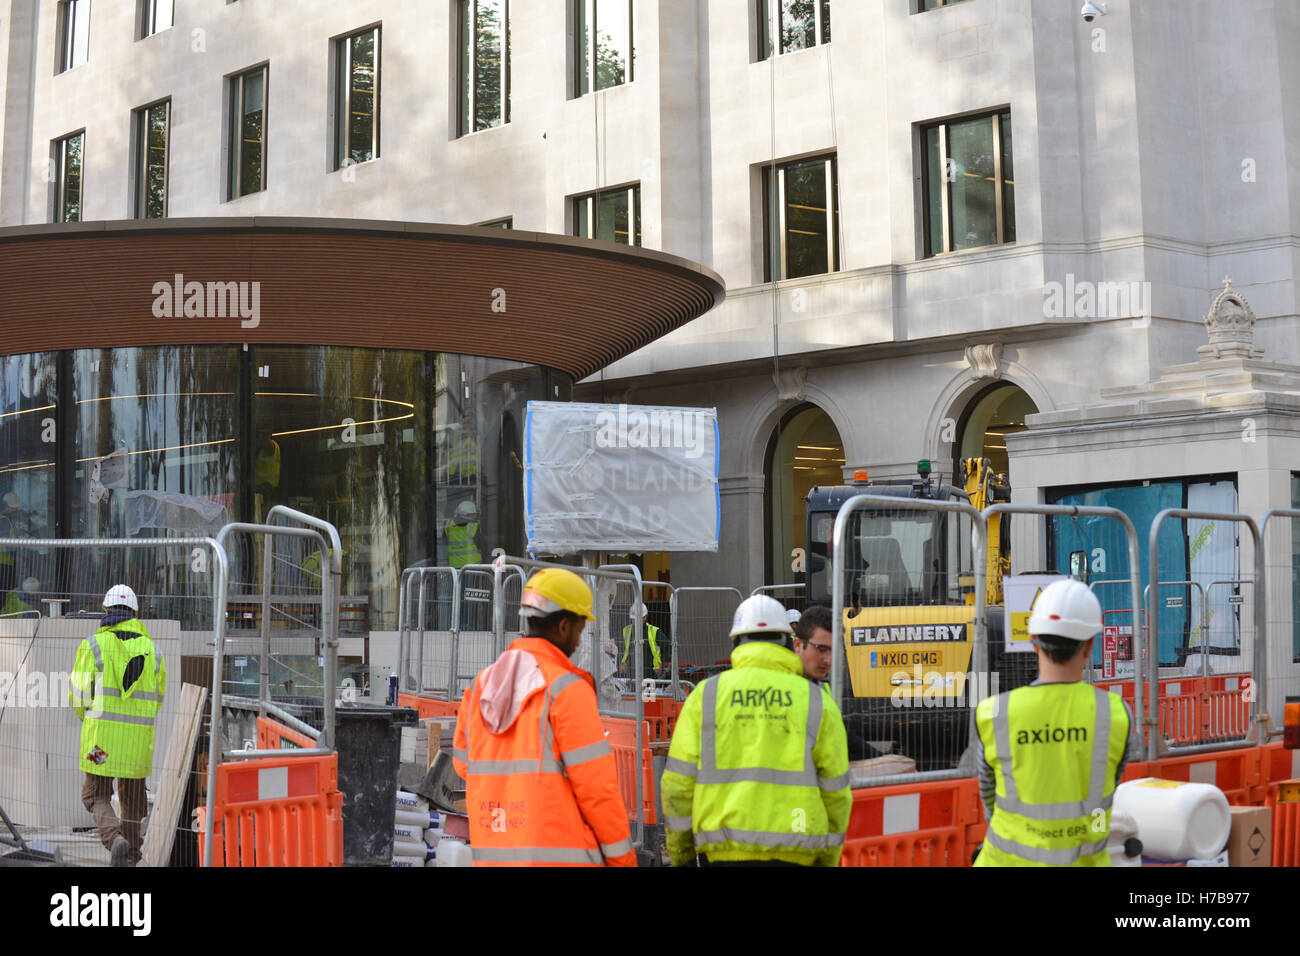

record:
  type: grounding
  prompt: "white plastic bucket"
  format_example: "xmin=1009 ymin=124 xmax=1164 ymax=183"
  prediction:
xmin=436 ymin=839 xmax=473 ymax=867
xmin=1112 ymin=778 xmax=1230 ymax=861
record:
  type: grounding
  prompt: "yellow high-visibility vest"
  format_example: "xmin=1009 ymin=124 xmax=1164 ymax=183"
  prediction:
xmin=621 ymin=623 xmax=663 ymax=670
xmin=974 ymin=682 xmax=1130 ymax=867
xmin=661 ymin=641 xmax=852 ymax=867
xmin=68 ymin=618 xmax=167 ymax=779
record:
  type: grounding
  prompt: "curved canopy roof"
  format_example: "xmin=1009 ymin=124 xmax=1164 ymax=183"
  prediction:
xmin=0 ymin=218 xmax=724 ymax=380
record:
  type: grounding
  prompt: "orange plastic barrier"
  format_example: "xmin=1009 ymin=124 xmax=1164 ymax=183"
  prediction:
xmin=1262 ymin=740 xmax=1300 ymax=788
xmin=398 ymin=691 xmax=462 ymax=719
xmin=197 ymin=752 xmax=343 ymax=866
xmin=257 ymin=716 xmax=318 ymax=751
xmin=1142 ymin=746 xmax=1265 ymax=804
xmin=604 ymin=717 xmax=657 ymax=826
xmin=1094 ymin=675 xmax=1250 ymax=746
xmin=1268 ymin=791 xmax=1300 ymax=867
xmin=839 ymin=777 xmax=985 ymax=867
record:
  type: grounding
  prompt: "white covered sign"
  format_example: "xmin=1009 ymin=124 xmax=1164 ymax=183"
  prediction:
xmin=524 ymin=401 xmax=719 ymax=554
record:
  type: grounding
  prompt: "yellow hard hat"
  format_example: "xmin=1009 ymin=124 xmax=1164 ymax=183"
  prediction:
xmin=520 ymin=568 xmax=596 ymax=621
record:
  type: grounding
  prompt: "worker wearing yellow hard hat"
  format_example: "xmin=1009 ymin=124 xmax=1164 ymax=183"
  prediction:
xmin=973 ymin=578 xmax=1136 ymax=866
xmin=452 ymin=567 xmax=635 ymax=866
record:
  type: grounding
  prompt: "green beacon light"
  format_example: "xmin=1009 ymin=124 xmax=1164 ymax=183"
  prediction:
xmin=917 ymin=459 xmax=932 ymax=478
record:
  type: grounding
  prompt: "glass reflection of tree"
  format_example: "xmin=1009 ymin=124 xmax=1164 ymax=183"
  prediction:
xmin=473 ymin=0 xmax=504 ymax=130
xmin=780 ymin=0 xmax=815 ymax=53
xmin=347 ymin=31 xmax=377 ymax=164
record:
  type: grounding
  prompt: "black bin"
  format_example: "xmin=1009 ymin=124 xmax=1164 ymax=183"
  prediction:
xmin=334 ymin=703 xmax=418 ymax=866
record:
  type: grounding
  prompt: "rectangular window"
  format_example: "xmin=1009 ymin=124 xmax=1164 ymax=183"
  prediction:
xmin=139 ymin=0 xmax=173 ymax=38
xmin=758 ymin=0 xmax=830 ymax=59
xmin=575 ymin=0 xmax=634 ymax=96
xmin=229 ymin=66 xmax=267 ymax=199
xmin=763 ymin=155 xmax=838 ymax=281
xmin=336 ymin=27 xmax=380 ymax=169
xmin=56 ymin=0 xmax=91 ymax=73
xmin=919 ymin=0 xmax=971 ymax=10
xmin=52 ymin=131 xmax=84 ymax=223
xmin=922 ymin=109 xmax=1014 ymax=256
xmin=458 ymin=1 xmax=510 ymax=134
xmin=134 ymin=100 xmax=170 ymax=219
xmin=572 ymin=186 xmax=640 ymax=246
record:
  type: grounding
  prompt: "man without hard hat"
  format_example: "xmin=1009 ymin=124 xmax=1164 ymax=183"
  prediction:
xmin=67 ymin=585 xmax=167 ymax=867
xmin=662 ymin=595 xmax=851 ymax=866
xmin=973 ymin=579 xmax=1136 ymax=867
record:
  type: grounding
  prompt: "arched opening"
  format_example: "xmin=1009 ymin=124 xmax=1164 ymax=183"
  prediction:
xmin=764 ymin=404 xmax=845 ymax=587
xmin=955 ymin=383 xmax=1037 ymax=481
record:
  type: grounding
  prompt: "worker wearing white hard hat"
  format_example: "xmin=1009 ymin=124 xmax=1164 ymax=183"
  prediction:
xmin=68 ymin=582 xmax=166 ymax=867
xmin=621 ymin=602 xmax=666 ymax=676
xmin=441 ymin=499 xmax=481 ymax=569
xmin=973 ymin=578 xmax=1136 ymax=867
xmin=661 ymin=595 xmax=851 ymax=867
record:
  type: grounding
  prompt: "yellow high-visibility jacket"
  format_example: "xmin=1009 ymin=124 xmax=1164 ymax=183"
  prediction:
xmin=68 ymin=618 xmax=166 ymax=779
xmin=974 ymin=682 xmax=1130 ymax=867
xmin=661 ymin=640 xmax=852 ymax=866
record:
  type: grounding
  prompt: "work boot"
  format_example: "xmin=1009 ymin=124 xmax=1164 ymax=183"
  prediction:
xmin=111 ymin=836 xmax=131 ymax=868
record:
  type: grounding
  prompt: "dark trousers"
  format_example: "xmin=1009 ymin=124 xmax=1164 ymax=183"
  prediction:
xmin=81 ymin=773 xmax=147 ymax=863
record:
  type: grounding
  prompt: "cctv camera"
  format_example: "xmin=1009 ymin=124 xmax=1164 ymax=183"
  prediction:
xmin=1081 ymin=1 xmax=1108 ymax=22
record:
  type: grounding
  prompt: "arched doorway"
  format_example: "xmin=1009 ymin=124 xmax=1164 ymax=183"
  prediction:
xmin=765 ymin=404 xmax=845 ymax=587
xmin=956 ymin=383 xmax=1037 ymax=482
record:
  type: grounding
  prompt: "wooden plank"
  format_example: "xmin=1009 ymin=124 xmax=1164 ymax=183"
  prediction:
xmin=140 ymin=683 xmax=208 ymax=868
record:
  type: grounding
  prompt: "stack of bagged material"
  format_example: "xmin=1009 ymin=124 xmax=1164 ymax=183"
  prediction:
xmin=390 ymin=790 xmax=441 ymax=867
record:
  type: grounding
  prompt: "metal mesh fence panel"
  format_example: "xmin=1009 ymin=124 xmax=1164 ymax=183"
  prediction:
xmin=669 ymin=587 xmax=743 ymax=693
xmin=397 ymin=568 xmax=457 ymax=699
xmin=832 ymin=498 xmax=980 ymax=774
xmin=1261 ymin=510 xmax=1300 ymax=745
xmin=0 ymin=538 xmax=221 ymax=867
xmin=1148 ymin=510 xmax=1258 ymax=752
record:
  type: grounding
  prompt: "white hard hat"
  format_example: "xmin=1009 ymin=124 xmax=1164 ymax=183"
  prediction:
xmin=2 ymin=492 xmax=19 ymax=509
xmin=21 ymin=577 xmax=39 ymax=592
xmin=454 ymin=500 xmax=478 ymax=521
xmin=786 ymin=608 xmax=802 ymax=626
xmin=1027 ymin=579 xmax=1101 ymax=642
xmin=629 ymin=602 xmax=645 ymax=620
xmin=730 ymin=595 xmax=794 ymax=639
xmin=103 ymin=584 xmax=139 ymax=613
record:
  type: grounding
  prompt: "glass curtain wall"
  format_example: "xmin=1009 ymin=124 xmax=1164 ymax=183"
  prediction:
xmin=1 ymin=346 xmax=570 ymax=630
xmin=0 ymin=354 xmax=59 ymax=603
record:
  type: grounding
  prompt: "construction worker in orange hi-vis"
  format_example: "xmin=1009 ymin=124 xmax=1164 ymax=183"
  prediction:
xmin=453 ymin=567 xmax=636 ymax=866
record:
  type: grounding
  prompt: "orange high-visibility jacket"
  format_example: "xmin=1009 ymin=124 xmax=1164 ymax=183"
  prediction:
xmin=453 ymin=637 xmax=636 ymax=866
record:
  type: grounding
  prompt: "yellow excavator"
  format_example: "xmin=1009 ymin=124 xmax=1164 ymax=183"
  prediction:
xmin=804 ymin=458 xmax=1034 ymax=771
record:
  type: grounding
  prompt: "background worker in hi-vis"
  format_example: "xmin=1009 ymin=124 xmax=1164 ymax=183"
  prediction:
xmin=973 ymin=579 xmax=1135 ymax=866
xmin=68 ymin=585 xmax=167 ymax=867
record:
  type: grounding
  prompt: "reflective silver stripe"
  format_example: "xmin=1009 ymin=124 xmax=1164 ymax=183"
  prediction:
xmin=98 ymin=687 xmax=162 ymax=702
xmin=154 ymin=649 xmax=162 ymax=678
xmin=818 ymin=771 xmax=850 ymax=792
xmin=991 ymin=692 xmax=1017 ymax=804
xmin=452 ymin=748 xmax=468 ymax=762
xmin=83 ymin=711 xmax=155 ymax=726
xmin=664 ymin=757 xmax=697 ymax=778
xmin=550 ymin=672 xmax=583 ymax=697
xmin=993 ymin=687 xmax=1117 ymax=821
xmin=600 ymin=838 xmax=633 ymax=858
xmin=560 ymin=739 xmax=611 ymax=767
xmin=985 ymin=828 xmax=1109 ymax=865
xmin=697 ymin=675 xmax=819 ymax=788
xmin=693 ymin=827 xmax=844 ymax=850
xmin=665 ymin=815 xmax=693 ymax=830
xmin=88 ymin=636 xmax=103 ymax=670
xmin=471 ymin=845 xmax=604 ymax=864
xmin=698 ymin=767 xmax=818 ymax=786
xmin=467 ymin=757 xmax=563 ymax=775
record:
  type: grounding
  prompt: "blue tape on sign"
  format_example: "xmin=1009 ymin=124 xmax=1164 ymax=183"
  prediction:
xmin=714 ymin=418 xmax=721 ymax=544
xmin=524 ymin=403 xmax=534 ymax=543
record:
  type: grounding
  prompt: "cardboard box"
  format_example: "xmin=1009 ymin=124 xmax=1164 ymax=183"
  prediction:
xmin=1227 ymin=805 xmax=1272 ymax=867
